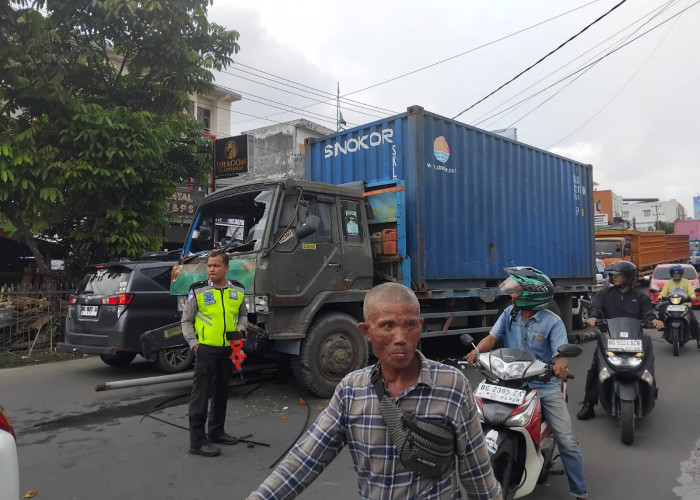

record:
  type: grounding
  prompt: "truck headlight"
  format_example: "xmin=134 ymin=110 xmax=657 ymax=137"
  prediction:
xmin=246 ymin=294 xmax=269 ymax=314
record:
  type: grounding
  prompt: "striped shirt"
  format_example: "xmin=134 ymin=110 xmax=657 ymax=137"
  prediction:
xmin=247 ymin=352 xmax=502 ymax=500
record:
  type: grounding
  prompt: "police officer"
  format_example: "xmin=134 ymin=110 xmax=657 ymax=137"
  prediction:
xmin=182 ymin=251 xmax=247 ymax=457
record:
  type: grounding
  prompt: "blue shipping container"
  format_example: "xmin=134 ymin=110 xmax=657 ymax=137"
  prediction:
xmin=305 ymin=105 xmax=594 ymax=290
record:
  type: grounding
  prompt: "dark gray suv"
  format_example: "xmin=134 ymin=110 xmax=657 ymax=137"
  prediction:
xmin=59 ymin=259 xmax=193 ymax=373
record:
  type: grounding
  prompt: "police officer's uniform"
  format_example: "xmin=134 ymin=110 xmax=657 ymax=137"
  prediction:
xmin=181 ymin=278 xmax=247 ymax=451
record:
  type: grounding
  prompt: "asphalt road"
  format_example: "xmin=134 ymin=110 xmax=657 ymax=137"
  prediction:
xmin=2 ymin=318 xmax=700 ymax=500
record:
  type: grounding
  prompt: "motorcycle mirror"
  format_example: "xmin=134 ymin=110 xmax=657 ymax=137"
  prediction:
xmin=460 ymin=334 xmax=475 ymax=346
xmin=557 ymin=344 xmax=582 ymax=358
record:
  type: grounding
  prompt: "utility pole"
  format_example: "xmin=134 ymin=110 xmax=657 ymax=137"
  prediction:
xmin=651 ymin=203 xmax=663 ymax=230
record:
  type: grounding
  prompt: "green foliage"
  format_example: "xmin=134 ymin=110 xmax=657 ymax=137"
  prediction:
xmin=0 ymin=0 xmax=238 ymax=271
xmin=657 ymin=221 xmax=674 ymax=234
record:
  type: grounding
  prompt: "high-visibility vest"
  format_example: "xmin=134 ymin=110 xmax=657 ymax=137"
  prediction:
xmin=192 ymin=281 xmax=245 ymax=347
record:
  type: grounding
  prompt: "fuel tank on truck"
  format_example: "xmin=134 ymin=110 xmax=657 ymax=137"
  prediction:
xmin=305 ymin=105 xmax=595 ymax=290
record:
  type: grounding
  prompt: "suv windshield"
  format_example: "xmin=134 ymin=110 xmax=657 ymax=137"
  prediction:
xmin=79 ymin=267 xmax=132 ymax=295
xmin=185 ymin=188 xmax=275 ymax=255
xmin=595 ymin=240 xmax=622 ymax=258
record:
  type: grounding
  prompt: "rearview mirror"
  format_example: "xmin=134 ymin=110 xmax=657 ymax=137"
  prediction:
xmin=294 ymin=215 xmax=320 ymax=240
xmin=557 ymin=344 xmax=582 ymax=358
xmin=460 ymin=334 xmax=475 ymax=346
xmin=192 ymin=223 xmax=211 ymax=241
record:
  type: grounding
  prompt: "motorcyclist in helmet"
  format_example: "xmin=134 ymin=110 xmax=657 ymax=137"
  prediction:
xmin=657 ymin=264 xmax=700 ymax=349
xmin=577 ymin=261 xmax=663 ymax=420
xmin=467 ymin=267 xmax=588 ymax=500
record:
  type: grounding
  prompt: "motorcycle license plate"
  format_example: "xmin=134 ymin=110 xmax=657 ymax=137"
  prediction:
xmin=80 ymin=305 xmax=98 ymax=317
xmin=606 ymin=339 xmax=643 ymax=352
xmin=667 ymin=305 xmax=686 ymax=312
xmin=475 ymin=382 xmax=526 ymax=405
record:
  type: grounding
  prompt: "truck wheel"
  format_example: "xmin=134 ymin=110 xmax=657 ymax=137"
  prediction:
xmin=154 ymin=346 xmax=195 ymax=373
xmin=293 ymin=312 xmax=369 ymax=398
xmin=573 ymin=302 xmax=589 ymax=330
xmin=99 ymin=352 xmax=137 ymax=367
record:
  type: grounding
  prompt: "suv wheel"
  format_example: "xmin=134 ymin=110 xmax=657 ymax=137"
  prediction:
xmin=99 ymin=352 xmax=137 ymax=367
xmin=154 ymin=346 xmax=194 ymax=373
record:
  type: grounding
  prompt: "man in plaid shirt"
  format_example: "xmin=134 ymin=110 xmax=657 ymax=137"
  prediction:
xmin=248 ymin=283 xmax=501 ymax=500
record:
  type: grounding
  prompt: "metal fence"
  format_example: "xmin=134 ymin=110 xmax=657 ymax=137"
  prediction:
xmin=0 ymin=283 xmax=75 ymax=357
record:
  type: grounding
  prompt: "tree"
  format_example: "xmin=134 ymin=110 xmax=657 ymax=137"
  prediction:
xmin=0 ymin=0 xmax=240 ymax=276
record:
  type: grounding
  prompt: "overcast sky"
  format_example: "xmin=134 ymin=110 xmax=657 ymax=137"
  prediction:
xmin=207 ymin=0 xmax=700 ymax=216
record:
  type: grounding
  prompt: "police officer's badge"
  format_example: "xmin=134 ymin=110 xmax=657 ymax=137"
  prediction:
xmin=203 ymin=291 xmax=216 ymax=305
xmin=229 ymin=290 xmax=238 ymax=300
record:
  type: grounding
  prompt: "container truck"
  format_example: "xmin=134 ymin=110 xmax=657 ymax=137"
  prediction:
xmin=594 ymin=230 xmax=689 ymax=279
xmin=141 ymin=105 xmax=598 ymax=397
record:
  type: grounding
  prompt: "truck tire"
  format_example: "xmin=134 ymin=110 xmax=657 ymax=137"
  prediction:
xmin=573 ymin=302 xmax=589 ymax=330
xmin=154 ymin=346 xmax=195 ymax=373
xmin=292 ymin=312 xmax=369 ymax=398
xmin=99 ymin=352 xmax=137 ymax=367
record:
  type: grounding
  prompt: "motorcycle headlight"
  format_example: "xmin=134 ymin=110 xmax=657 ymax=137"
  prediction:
xmin=488 ymin=356 xmax=529 ymax=380
xmin=606 ymin=352 xmax=624 ymax=367
xmin=671 ymin=296 xmax=681 ymax=305
xmin=625 ymin=357 xmax=643 ymax=368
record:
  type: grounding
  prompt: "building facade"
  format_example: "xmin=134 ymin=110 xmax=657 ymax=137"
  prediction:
xmin=621 ymin=199 xmax=687 ymax=231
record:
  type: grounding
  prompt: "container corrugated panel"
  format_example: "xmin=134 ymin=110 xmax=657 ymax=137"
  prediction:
xmin=674 ymin=220 xmax=700 ymax=239
xmin=306 ymin=106 xmax=595 ymax=289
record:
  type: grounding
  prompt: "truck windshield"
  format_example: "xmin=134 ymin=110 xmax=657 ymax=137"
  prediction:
xmin=185 ymin=188 xmax=275 ymax=256
xmin=595 ymin=240 xmax=622 ymax=258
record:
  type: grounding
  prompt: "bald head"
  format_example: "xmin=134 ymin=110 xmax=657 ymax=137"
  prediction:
xmin=363 ymin=282 xmax=420 ymax=322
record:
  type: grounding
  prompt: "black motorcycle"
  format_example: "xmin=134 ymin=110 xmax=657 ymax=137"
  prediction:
xmin=656 ymin=293 xmax=694 ymax=356
xmin=595 ymin=317 xmax=656 ymax=445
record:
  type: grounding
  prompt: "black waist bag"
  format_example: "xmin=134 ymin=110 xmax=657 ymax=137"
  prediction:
xmin=372 ymin=364 xmax=456 ymax=478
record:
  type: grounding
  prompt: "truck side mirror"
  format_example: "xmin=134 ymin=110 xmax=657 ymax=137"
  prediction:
xmin=295 ymin=215 xmax=320 ymax=240
xmin=192 ymin=222 xmax=211 ymax=241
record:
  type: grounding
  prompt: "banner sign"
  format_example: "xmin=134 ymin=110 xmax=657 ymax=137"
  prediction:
xmin=168 ymin=186 xmax=206 ymax=216
xmin=214 ymin=135 xmax=251 ymax=178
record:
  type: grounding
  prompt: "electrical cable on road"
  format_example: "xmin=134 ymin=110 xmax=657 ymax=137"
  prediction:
xmin=268 ymin=391 xmax=313 ymax=469
xmin=452 ymin=0 xmax=628 ymax=120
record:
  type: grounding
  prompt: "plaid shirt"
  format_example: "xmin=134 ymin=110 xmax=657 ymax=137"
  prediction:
xmin=247 ymin=352 xmax=502 ymax=500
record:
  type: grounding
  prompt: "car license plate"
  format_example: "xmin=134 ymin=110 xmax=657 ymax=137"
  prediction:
xmin=667 ymin=304 xmax=686 ymax=312
xmin=475 ymin=382 xmax=526 ymax=405
xmin=80 ymin=305 xmax=98 ymax=317
xmin=607 ymin=339 xmax=643 ymax=352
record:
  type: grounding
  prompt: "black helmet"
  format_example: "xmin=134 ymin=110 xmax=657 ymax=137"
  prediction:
xmin=500 ymin=266 xmax=554 ymax=311
xmin=670 ymin=264 xmax=684 ymax=279
xmin=605 ymin=261 xmax=637 ymax=288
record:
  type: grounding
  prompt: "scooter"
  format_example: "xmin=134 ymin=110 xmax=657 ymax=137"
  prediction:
xmin=458 ymin=335 xmax=581 ymax=500
xmin=657 ymin=293 xmax=693 ymax=356
xmin=594 ymin=317 xmax=656 ymax=445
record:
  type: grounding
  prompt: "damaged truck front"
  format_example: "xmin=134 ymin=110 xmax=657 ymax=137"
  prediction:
xmin=141 ymin=178 xmax=375 ymax=397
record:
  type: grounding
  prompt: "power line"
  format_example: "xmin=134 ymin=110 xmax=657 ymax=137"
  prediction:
xmin=474 ymin=0 xmax=680 ymax=129
xmin=452 ymin=0 xmax=628 ymax=120
xmin=222 ymin=66 xmax=389 ymax=119
xmin=546 ymin=3 xmax=684 ymax=148
xmin=233 ymin=63 xmax=398 ymax=115
xmin=341 ymin=0 xmax=604 ymax=99
xmin=502 ymin=0 xmax=699 ymax=130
